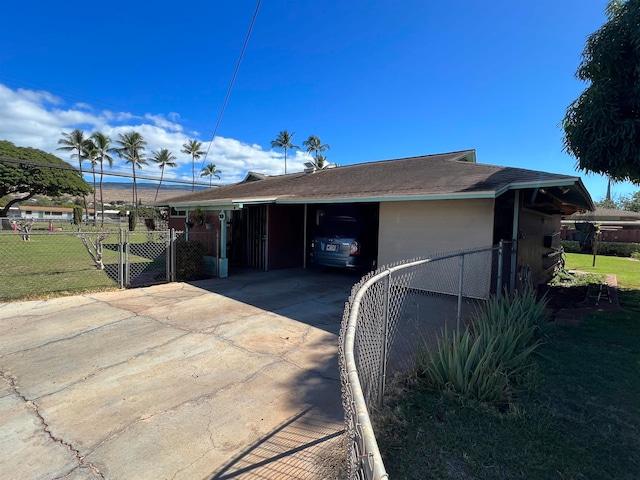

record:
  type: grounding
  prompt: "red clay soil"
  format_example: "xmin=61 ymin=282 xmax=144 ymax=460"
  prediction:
xmin=538 ymin=273 xmax=620 ymax=327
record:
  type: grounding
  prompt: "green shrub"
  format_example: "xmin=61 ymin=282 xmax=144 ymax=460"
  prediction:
xmin=419 ymin=288 xmax=549 ymax=405
xmin=128 ymin=214 xmax=137 ymax=232
xmin=73 ymin=206 xmax=83 ymax=226
xmin=596 ymin=242 xmax=640 ymax=257
xmin=563 ymin=239 xmax=640 ymax=257
xmin=560 ymin=240 xmax=581 ymax=253
xmin=175 ymin=239 xmax=206 ymax=281
xmin=632 ymin=251 xmax=640 ymax=260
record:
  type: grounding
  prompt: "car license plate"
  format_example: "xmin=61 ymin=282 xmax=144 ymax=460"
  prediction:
xmin=326 ymin=244 xmax=337 ymax=252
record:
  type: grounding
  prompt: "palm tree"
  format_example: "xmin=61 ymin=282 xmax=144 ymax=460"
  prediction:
xmin=90 ymin=132 xmax=115 ymax=228
xmin=200 ymin=163 xmax=222 ymax=188
xmin=82 ymin=140 xmax=100 ymax=226
xmin=270 ymin=130 xmax=299 ymax=174
xmin=181 ymin=139 xmax=205 ymax=192
xmin=115 ymin=131 xmax=147 ymax=217
xmin=152 ymin=149 xmax=177 ymax=202
xmin=302 ymin=135 xmax=330 ymax=167
xmin=57 ymin=129 xmax=87 ymax=173
xmin=58 ymin=129 xmax=89 ymax=219
xmin=315 ymin=153 xmax=327 ymax=170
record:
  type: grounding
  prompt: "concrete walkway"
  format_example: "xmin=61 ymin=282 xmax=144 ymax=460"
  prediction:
xmin=0 ymin=268 xmax=357 ymax=479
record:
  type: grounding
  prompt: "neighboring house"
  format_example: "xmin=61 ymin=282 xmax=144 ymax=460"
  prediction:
xmin=162 ymin=149 xmax=594 ymax=289
xmin=18 ymin=205 xmax=74 ymax=222
xmin=561 ymin=208 xmax=640 ymax=244
xmin=84 ymin=209 xmax=122 ymax=222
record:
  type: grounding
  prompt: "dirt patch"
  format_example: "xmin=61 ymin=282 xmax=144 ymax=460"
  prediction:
xmin=539 ymin=272 xmax=620 ymax=326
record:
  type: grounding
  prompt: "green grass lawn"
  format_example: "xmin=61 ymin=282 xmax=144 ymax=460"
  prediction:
xmin=564 ymin=252 xmax=640 ymax=289
xmin=377 ymin=254 xmax=640 ymax=479
xmin=0 ymin=231 xmax=166 ymax=301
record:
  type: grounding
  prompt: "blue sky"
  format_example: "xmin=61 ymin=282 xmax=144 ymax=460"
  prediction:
xmin=0 ymin=0 xmax=632 ymax=201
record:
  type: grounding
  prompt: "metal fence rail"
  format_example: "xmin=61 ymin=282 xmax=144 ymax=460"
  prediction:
xmin=338 ymin=243 xmax=509 ymax=480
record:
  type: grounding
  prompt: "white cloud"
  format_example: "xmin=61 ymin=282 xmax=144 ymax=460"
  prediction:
xmin=0 ymin=82 xmax=311 ymax=185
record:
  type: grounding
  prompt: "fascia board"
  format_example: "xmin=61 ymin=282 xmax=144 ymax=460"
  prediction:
xmin=494 ymin=178 xmax=582 ymax=197
xmin=275 ymin=191 xmax=497 ymax=204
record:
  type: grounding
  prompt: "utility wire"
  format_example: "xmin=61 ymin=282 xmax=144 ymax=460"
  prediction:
xmin=0 ymin=157 xmax=215 ymax=186
xmin=200 ymin=0 xmax=262 ymax=171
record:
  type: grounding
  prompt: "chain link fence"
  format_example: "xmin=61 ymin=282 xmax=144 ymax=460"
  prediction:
xmin=0 ymin=228 xmax=221 ymax=302
xmin=338 ymin=243 xmax=511 ymax=480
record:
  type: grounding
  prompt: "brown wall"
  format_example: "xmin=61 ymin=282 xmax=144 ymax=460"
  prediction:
xmin=517 ymin=208 xmax=562 ymax=286
xmin=169 ymin=210 xmax=222 ymax=256
xmin=268 ymin=204 xmax=305 ymax=270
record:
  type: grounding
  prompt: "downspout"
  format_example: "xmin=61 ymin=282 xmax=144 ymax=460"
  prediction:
xmin=510 ymin=190 xmax=520 ymax=291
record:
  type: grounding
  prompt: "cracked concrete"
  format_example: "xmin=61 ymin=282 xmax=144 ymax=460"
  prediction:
xmin=0 ymin=268 xmax=355 ymax=479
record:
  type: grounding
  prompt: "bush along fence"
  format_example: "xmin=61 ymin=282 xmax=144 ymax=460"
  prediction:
xmin=338 ymin=243 xmax=512 ymax=480
xmin=0 ymin=229 xmax=216 ymax=302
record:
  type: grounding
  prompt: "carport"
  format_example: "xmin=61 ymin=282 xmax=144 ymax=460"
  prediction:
xmin=166 ymin=197 xmax=380 ymax=275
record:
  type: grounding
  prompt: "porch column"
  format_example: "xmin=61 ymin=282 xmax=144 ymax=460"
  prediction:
xmin=218 ymin=210 xmax=228 ymax=277
xmin=510 ymin=191 xmax=520 ymax=291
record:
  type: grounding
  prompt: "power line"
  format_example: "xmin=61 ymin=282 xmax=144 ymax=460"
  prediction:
xmin=201 ymin=0 xmax=262 ymax=171
xmin=0 ymin=157 xmax=216 ymax=186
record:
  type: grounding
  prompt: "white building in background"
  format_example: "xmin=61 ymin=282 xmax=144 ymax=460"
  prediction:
xmin=18 ymin=205 xmax=74 ymax=221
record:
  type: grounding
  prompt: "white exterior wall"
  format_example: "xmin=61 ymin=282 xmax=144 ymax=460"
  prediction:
xmin=378 ymin=199 xmax=495 ymax=265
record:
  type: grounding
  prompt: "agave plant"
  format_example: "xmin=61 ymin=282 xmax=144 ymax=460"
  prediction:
xmin=420 ymin=287 xmax=551 ymax=404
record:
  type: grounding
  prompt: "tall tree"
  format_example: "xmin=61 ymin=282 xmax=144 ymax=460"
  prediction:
xmin=57 ymin=129 xmax=87 ymax=174
xmin=302 ymin=135 xmax=330 ymax=167
xmin=0 ymin=140 xmax=90 ymax=217
xmin=315 ymin=153 xmax=327 ymax=170
xmin=58 ymin=129 xmax=89 ymax=217
xmin=90 ymin=132 xmax=115 ymax=228
xmin=115 ymin=131 xmax=147 ymax=217
xmin=620 ymin=191 xmax=640 ymax=212
xmin=181 ymin=139 xmax=205 ymax=192
xmin=152 ymin=148 xmax=177 ymax=202
xmin=200 ymin=163 xmax=222 ymax=187
xmin=82 ymin=140 xmax=100 ymax=226
xmin=270 ymin=130 xmax=299 ymax=174
xmin=562 ymin=0 xmax=640 ymax=183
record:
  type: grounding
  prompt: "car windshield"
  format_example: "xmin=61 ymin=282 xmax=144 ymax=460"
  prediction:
xmin=316 ymin=216 xmax=360 ymax=237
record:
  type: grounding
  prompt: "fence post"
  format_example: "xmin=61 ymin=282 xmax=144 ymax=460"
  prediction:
xmin=378 ymin=272 xmax=391 ymax=407
xmin=165 ymin=229 xmax=171 ymax=282
xmin=497 ymin=240 xmax=504 ymax=300
xmin=170 ymin=228 xmax=177 ymax=282
xmin=118 ymin=229 xmax=124 ymax=288
xmin=124 ymin=230 xmax=130 ymax=287
xmin=456 ymin=253 xmax=465 ymax=332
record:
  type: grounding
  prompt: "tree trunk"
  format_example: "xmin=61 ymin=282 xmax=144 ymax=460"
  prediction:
xmin=100 ymin=160 xmax=105 ymax=229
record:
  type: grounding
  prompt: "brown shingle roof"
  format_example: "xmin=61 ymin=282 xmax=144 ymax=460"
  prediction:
xmin=163 ymin=150 xmax=593 ymax=211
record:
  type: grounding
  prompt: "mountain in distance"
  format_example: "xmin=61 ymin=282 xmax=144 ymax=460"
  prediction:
xmin=100 ymin=182 xmax=208 ymax=205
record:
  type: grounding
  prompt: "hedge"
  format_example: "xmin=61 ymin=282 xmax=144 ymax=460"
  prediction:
xmin=561 ymin=240 xmax=640 ymax=257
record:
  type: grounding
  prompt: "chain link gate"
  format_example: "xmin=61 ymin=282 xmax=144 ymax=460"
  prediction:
xmin=0 ymin=227 xmax=222 ymax=302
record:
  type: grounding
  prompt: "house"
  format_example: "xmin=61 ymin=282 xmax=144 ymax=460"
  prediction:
xmin=84 ymin=208 xmax=123 ymax=222
xmin=562 ymin=208 xmax=640 ymax=244
xmin=18 ymin=205 xmax=74 ymax=222
xmin=162 ymin=149 xmax=594 ymax=288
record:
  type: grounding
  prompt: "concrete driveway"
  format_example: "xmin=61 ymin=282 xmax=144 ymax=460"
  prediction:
xmin=0 ymin=268 xmax=357 ymax=479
